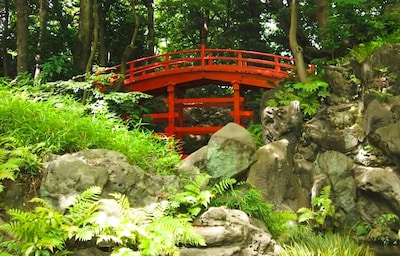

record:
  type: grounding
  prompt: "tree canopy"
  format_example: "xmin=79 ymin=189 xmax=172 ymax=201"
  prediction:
xmin=1 ymin=0 xmax=400 ymax=79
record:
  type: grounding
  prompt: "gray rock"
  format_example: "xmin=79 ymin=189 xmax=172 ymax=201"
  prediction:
xmin=40 ymin=149 xmax=178 ymax=210
xmin=181 ymin=207 xmax=281 ymax=256
xmin=355 ymin=166 xmax=400 ymax=222
xmin=177 ymin=145 xmax=207 ymax=177
xmin=206 ymin=123 xmax=256 ymax=179
xmin=315 ymin=151 xmax=359 ymax=225
xmin=247 ymin=139 xmax=305 ymax=210
xmin=262 ymin=101 xmax=302 ymax=145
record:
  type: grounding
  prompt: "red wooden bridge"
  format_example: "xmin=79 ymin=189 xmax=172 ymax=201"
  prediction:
xmin=104 ymin=45 xmax=313 ymax=146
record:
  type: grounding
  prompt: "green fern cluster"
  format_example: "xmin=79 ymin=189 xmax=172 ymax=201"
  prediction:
xmin=0 ymin=186 xmax=205 ymax=255
xmin=0 ymin=136 xmax=41 ymax=193
xmin=168 ymin=173 xmax=237 ymax=220
xmin=297 ymin=186 xmax=339 ymax=232
xmin=168 ymin=173 xmax=295 ymax=238
xmin=267 ymin=78 xmax=330 ymax=118
xmin=210 ymin=182 xmax=296 ymax=238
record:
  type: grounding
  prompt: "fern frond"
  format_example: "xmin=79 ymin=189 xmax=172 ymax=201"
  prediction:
xmin=212 ymin=177 xmax=237 ymax=195
xmin=0 ymin=149 xmax=8 ymax=163
xmin=96 ymin=234 xmax=124 ymax=245
xmin=68 ymin=186 xmax=102 ymax=215
xmin=184 ymin=174 xmax=210 ymax=194
xmin=0 ymin=167 xmax=16 ymax=181
xmin=0 ymin=136 xmax=19 ymax=150
xmin=29 ymin=197 xmax=54 ymax=209
xmin=109 ymin=192 xmax=130 ymax=217
xmin=111 ymin=247 xmax=141 ymax=256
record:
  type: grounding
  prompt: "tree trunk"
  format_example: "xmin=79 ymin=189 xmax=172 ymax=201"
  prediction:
xmin=289 ymin=0 xmax=308 ymax=83
xmin=16 ymin=0 xmax=30 ymax=74
xmin=315 ymin=0 xmax=330 ymax=29
xmin=82 ymin=0 xmax=99 ymax=104
xmin=115 ymin=0 xmax=139 ymax=91
xmin=1 ymin=0 xmax=10 ymax=76
xmin=85 ymin=0 xmax=99 ymax=75
xmin=145 ymin=0 xmax=155 ymax=56
xmin=98 ymin=0 xmax=107 ymax=66
xmin=34 ymin=0 xmax=48 ymax=84
xmin=74 ymin=0 xmax=93 ymax=74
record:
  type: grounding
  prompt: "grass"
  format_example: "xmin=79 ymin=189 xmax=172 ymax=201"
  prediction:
xmin=282 ymin=226 xmax=375 ymax=256
xmin=0 ymin=86 xmax=180 ymax=174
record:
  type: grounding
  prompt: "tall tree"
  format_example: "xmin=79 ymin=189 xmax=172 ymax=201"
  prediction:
xmin=116 ymin=0 xmax=139 ymax=91
xmin=289 ymin=0 xmax=307 ymax=83
xmin=144 ymin=0 xmax=155 ymax=55
xmin=16 ymin=0 xmax=29 ymax=74
xmin=34 ymin=0 xmax=48 ymax=83
xmin=0 ymin=0 xmax=10 ymax=76
xmin=74 ymin=0 xmax=94 ymax=73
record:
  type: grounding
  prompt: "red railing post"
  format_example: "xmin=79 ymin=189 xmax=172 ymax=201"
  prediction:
xmin=238 ymin=51 xmax=242 ymax=67
xmin=201 ymin=44 xmax=206 ymax=68
xmin=165 ymin=54 xmax=170 ymax=71
xmin=275 ymin=56 xmax=281 ymax=72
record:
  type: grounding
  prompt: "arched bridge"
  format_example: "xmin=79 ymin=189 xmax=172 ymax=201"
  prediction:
xmin=105 ymin=45 xmax=314 ymax=148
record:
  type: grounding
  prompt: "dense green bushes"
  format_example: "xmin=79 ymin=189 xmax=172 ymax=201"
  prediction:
xmin=0 ymin=84 xmax=180 ymax=175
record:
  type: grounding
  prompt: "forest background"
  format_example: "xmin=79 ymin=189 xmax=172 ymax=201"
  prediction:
xmin=3 ymin=0 xmax=400 ymax=82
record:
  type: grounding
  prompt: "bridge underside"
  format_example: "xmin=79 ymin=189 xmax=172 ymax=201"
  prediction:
xmin=123 ymin=71 xmax=284 ymax=155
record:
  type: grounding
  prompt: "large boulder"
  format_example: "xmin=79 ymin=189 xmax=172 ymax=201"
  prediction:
xmin=246 ymin=139 xmax=305 ymax=210
xmin=206 ymin=123 xmax=256 ymax=179
xmin=180 ymin=207 xmax=282 ymax=256
xmin=262 ymin=101 xmax=302 ymax=144
xmin=354 ymin=166 xmax=400 ymax=223
xmin=40 ymin=149 xmax=178 ymax=210
xmin=315 ymin=151 xmax=359 ymax=225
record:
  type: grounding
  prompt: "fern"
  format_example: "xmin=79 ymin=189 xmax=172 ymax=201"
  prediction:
xmin=140 ymin=216 xmax=205 ymax=255
xmin=212 ymin=177 xmax=237 ymax=195
xmin=210 ymin=182 xmax=296 ymax=238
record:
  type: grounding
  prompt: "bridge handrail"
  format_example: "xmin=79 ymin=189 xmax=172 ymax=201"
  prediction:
xmin=110 ymin=45 xmax=314 ymax=82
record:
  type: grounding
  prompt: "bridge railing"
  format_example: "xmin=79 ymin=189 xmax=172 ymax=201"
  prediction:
xmin=111 ymin=45 xmax=314 ymax=83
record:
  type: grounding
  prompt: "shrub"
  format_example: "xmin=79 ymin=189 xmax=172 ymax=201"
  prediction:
xmin=0 ymin=186 xmax=205 ymax=255
xmin=267 ymin=78 xmax=329 ymax=119
xmin=0 ymin=86 xmax=180 ymax=174
xmin=297 ymin=186 xmax=339 ymax=232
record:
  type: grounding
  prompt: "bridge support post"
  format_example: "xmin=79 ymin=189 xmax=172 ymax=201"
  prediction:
xmin=232 ymin=81 xmax=241 ymax=124
xmin=166 ymin=83 xmax=176 ymax=137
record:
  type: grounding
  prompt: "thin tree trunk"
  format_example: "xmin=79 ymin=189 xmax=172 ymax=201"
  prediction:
xmin=115 ymin=0 xmax=139 ymax=91
xmin=34 ymin=0 xmax=48 ymax=84
xmin=82 ymin=0 xmax=99 ymax=104
xmin=16 ymin=0 xmax=30 ymax=74
xmin=289 ymin=0 xmax=308 ymax=83
xmin=1 ymin=0 xmax=10 ymax=76
xmin=145 ymin=0 xmax=155 ymax=56
xmin=98 ymin=0 xmax=107 ymax=66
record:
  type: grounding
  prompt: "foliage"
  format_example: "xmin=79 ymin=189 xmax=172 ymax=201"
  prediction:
xmin=0 ymin=186 xmax=102 ymax=255
xmin=282 ymin=226 xmax=374 ymax=256
xmin=168 ymin=173 xmax=216 ymax=219
xmin=0 ymin=186 xmax=205 ymax=255
xmin=246 ymin=121 xmax=264 ymax=148
xmin=0 ymin=84 xmax=180 ymax=175
xmin=355 ymin=213 xmax=400 ymax=246
xmin=267 ymin=78 xmax=330 ymax=118
xmin=40 ymin=52 xmax=74 ymax=83
xmin=297 ymin=186 xmax=339 ymax=232
xmin=0 ymin=136 xmax=42 ymax=193
xmin=209 ymin=178 xmax=296 ymax=238
xmin=368 ymin=89 xmax=393 ymax=103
